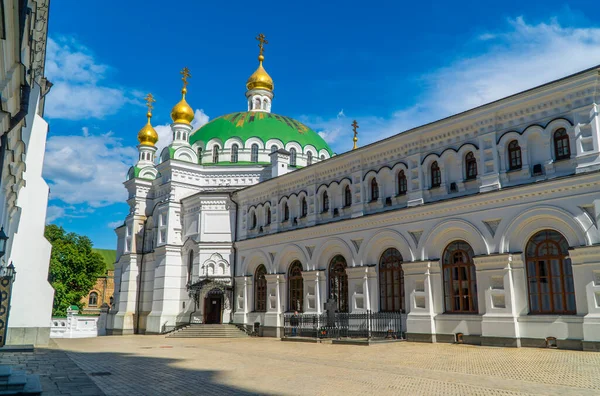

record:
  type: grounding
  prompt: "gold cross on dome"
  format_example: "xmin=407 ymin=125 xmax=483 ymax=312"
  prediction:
xmin=256 ymin=33 xmax=268 ymax=56
xmin=144 ymin=93 xmax=156 ymax=113
xmin=180 ymin=67 xmax=191 ymax=88
xmin=352 ymin=120 xmax=359 ymax=150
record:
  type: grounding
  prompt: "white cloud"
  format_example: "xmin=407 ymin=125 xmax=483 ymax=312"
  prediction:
xmin=304 ymin=16 xmax=600 ymax=153
xmin=43 ymin=129 xmax=137 ymax=207
xmin=44 ymin=37 xmax=134 ymax=120
xmin=45 ymin=206 xmax=65 ymax=223
xmin=155 ymin=109 xmax=210 ymax=154
xmin=107 ymin=220 xmax=123 ymax=229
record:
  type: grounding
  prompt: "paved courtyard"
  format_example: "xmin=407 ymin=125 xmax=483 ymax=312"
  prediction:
xmin=6 ymin=336 xmax=600 ymax=395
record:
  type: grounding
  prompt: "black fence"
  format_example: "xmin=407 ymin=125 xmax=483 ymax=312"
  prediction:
xmin=283 ymin=311 xmax=403 ymax=339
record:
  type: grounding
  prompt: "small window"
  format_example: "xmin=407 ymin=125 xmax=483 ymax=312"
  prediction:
xmin=322 ymin=191 xmax=329 ymax=213
xmin=397 ymin=171 xmax=407 ymax=195
xmin=431 ymin=161 xmax=441 ymax=188
xmin=320 ymin=154 xmax=325 ymax=160
xmin=301 ymin=197 xmax=308 ymax=217
xmin=271 ymin=145 xmax=278 ymax=153
xmin=370 ymin=178 xmax=379 ymax=201
xmin=465 ymin=152 xmax=477 ymax=180
xmin=265 ymin=206 xmax=271 ymax=225
xmin=197 ymin=148 xmax=203 ymax=164
xmin=508 ymin=140 xmax=522 ymax=170
xmin=307 ymin=152 xmax=313 ymax=165
xmin=255 ymin=265 xmax=267 ymax=312
xmin=212 ymin=146 xmax=219 ymax=163
xmin=290 ymin=148 xmax=297 ymax=166
xmin=554 ymin=128 xmax=570 ymax=160
xmin=231 ymin=144 xmax=239 ymax=163
xmin=251 ymin=144 xmax=259 ymax=163
xmin=250 ymin=212 xmax=257 ymax=229
xmin=344 ymin=185 xmax=352 ymax=207
xmin=283 ymin=202 xmax=290 ymax=222
xmin=88 ymin=292 xmax=98 ymax=307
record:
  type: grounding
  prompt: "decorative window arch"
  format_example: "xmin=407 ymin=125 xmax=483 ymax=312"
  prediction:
xmin=187 ymin=250 xmax=194 ymax=284
xmin=88 ymin=292 xmax=98 ymax=307
xmin=254 ymin=265 xmax=267 ymax=312
xmin=525 ymin=230 xmax=575 ymax=314
xmin=508 ymin=140 xmax=522 ymax=170
xmin=442 ymin=241 xmax=478 ymax=313
xmin=370 ymin=178 xmax=379 ymax=201
xmin=307 ymin=151 xmax=313 ymax=165
xmin=320 ymin=154 xmax=325 ymax=160
xmin=250 ymin=211 xmax=257 ymax=229
xmin=283 ymin=202 xmax=290 ymax=222
xmin=265 ymin=206 xmax=271 ymax=225
xmin=288 ymin=261 xmax=304 ymax=312
xmin=344 ymin=185 xmax=352 ymax=207
xmin=553 ymin=128 xmax=570 ymax=160
xmin=197 ymin=147 xmax=203 ymax=164
xmin=465 ymin=152 xmax=477 ymax=180
xmin=251 ymin=143 xmax=259 ymax=163
xmin=301 ymin=197 xmax=308 ymax=217
xmin=290 ymin=148 xmax=297 ymax=166
xmin=212 ymin=146 xmax=219 ymax=163
xmin=329 ymin=255 xmax=348 ymax=312
xmin=379 ymin=248 xmax=404 ymax=312
xmin=322 ymin=191 xmax=329 ymax=213
xmin=431 ymin=161 xmax=441 ymax=188
xmin=231 ymin=144 xmax=239 ymax=163
xmin=397 ymin=170 xmax=407 ymax=195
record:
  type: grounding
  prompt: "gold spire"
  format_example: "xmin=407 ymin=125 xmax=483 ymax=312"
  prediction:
xmin=137 ymin=93 xmax=158 ymax=146
xmin=352 ymin=120 xmax=359 ymax=150
xmin=170 ymin=67 xmax=195 ymax=125
xmin=246 ymin=33 xmax=274 ymax=91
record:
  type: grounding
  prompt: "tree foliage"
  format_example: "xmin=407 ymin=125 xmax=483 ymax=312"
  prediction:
xmin=45 ymin=224 xmax=106 ymax=316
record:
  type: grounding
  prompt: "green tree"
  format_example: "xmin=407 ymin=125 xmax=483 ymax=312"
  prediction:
xmin=45 ymin=224 xmax=106 ymax=316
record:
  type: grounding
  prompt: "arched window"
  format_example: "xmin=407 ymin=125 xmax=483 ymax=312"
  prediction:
xmin=525 ymin=230 xmax=575 ymax=314
xmin=465 ymin=152 xmax=477 ymax=180
xmin=290 ymin=148 xmax=297 ymax=166
xmin=212 ymin=146 xmax=219 ymax=163
xmin=508 ymin=140 xmax=522 ymax=170
xmin=283 ymin=202 xmax=289 ymax=222
xmin=344 ymin=185 xmax=352 ymax=207
xmin=271 ymin=145 xmax=278 ymax=153
xmin=397 ymin=170 xmax=407 ymax=195
xmin=431 ymin=161 xmax=441 ymax=188
xmin=554 ymin=128 xmax=570 ymax=160
xmin=231 ymin=144 xmax=239 ymax=163
xmin=370 ymin=178 xmax=379 ymax=201
xmin=254 ymin=265 xmax=267 ymax=312
xmin=265 ymin=206 xmax=271 ymax=225
xmin=288 ymin=261 xmax=303 ymax=312
xmin=442 ymin=241 xmax=478 ymax=313
xmin=301 ymin=197 xmax=307 ymax=217
xmin=322 ymin=191 xmax=329 ymax=213
xmin=329 ymin=255 xmax=348 ymax=312
xmin=187 ymin=250 xmax=194 ymax=284
xmin=251 ymin=143 xmax=259 ymax=163
xmin=379 ymin=248 xmax=404 ymax=312
xmin=250 ymin=211 xmax=257 ymax=229
xmin=88 ymin=292 xmax=98 ymax=307
xmin=307 ymin=151 xmax=313 ymax=165
xmin=320 ymin=154 xmax=325 ymax=160
xmin=197 ymin=148 xmax=203 ymax=164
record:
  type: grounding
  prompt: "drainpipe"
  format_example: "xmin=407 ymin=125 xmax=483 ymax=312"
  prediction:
xmin=134 ymin=217 xmax=148 ymax=334
xmin=230 ymin=193 xmax=239 ymax=323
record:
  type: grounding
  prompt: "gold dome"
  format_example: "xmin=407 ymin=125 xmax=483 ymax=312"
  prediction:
xmin=246 ymin=55 xmax=274 ymax=91
xmin=138 ymin=112 xmax=158 ymax=146
xmin=171 ymin=87 xmax=195 ymax=125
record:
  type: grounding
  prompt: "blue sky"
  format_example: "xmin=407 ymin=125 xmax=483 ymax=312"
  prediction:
xmin=44 ymin=0 xmax=600 ymax=249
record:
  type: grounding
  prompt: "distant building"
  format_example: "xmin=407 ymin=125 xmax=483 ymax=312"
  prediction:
xmin=81 ymin=249 xmax=115 ymax=315
xmin=0 ymin=0 xmax=54 ymax=345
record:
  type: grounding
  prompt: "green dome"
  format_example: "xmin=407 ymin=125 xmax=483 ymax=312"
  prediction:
xmin=190 ymin=112 xmax=332 ymax=155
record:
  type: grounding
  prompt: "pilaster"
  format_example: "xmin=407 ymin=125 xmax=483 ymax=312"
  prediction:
xmin=568 ymin=245 xmax=600 ymax=345
xmin=403 ymin=260 xmax=440 ymax=341
xmin=345 ymin=266 xmax=376 ymax=312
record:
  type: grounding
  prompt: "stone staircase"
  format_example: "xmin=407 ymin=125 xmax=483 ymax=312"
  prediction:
xmin=0 ymin=365 xmax=42 ymax=395
xmin=167 ymin=324 xmax=248 ymax=338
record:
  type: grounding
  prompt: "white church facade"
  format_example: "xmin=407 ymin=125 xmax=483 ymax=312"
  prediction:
xmin=108 ymin=36 xmax=600 ymax=351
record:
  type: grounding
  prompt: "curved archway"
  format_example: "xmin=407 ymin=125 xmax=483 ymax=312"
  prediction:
xmin=329 ymin=255 xmax=348 ymax=312
xmin=288 ymin=261 xmax=304 ymax=312
xmin=442 ymin=241 xmax=477 ymax=314
xmin=379 ymin=248 xmax=404 ymax=312
xmin=254 ymin=264 xmax=267 ymax=312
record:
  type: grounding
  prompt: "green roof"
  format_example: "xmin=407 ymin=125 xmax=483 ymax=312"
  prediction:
xmin=190 ymin=112 xmax=332 ymax=155
xmin=93 ymin=248 xmax=116 ymax=271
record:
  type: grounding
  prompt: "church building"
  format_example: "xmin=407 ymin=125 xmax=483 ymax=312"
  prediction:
xmin=108 ymin=35 xmax=600 ymax=351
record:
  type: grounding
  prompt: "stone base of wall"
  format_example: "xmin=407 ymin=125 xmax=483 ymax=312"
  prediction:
xmin=405 ymin=333 xmax=434 ymax=343
xmin=435 ymin=334 xmax=456 ymax=344
xmin=259 ymin=326 xmax=281 ymax=338
xmin=583 ymin=341 xmax=600 ymax=352
xmin=106 ymin=328 xmax=134 ymax=336
xmin=7 ymin=327 xmax=50 ymax=346
xmin=481 ymin=336 xmax=520 ymax=348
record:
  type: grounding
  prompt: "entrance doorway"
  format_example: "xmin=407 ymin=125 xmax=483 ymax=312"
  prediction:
xmin=204 ymin=293 xmax=223 ymax=324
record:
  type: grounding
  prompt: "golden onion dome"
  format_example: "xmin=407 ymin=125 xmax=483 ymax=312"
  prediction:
xmin=246 ymin=54 xmax=274 ymax=91
xmin=170 ymin=87 xmax=195 ymax=124
xmin=138 ymin=112 xmax=158 ymax=146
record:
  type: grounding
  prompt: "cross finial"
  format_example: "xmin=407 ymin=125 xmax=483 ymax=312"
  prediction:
xmin=256 ymin=33 xmax=268 ymax=58
xmin=144 ymin=93 xmax=156 ymax=114
xmin=352 ymin=120 xmax=359 ymax=150
xmin=180 ymin=67 xmax=191 ymax=89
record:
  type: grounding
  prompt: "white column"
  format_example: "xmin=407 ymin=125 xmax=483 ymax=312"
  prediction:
xmin=346 ymin=266 xmax=375 ymax=312
xmin=403 ymin=261 xmax=440 ymax=342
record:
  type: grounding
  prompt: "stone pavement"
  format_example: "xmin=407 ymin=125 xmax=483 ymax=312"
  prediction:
xmin=2 ymin=336 xmax=600 ymax=395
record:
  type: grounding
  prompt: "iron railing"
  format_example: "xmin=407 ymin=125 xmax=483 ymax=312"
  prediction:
xmin=283 ymin=311 xmax=403 ymax=339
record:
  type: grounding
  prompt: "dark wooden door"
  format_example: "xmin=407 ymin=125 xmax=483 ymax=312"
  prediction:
xmin=204 ymin=296 xmax=222 ymax=324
